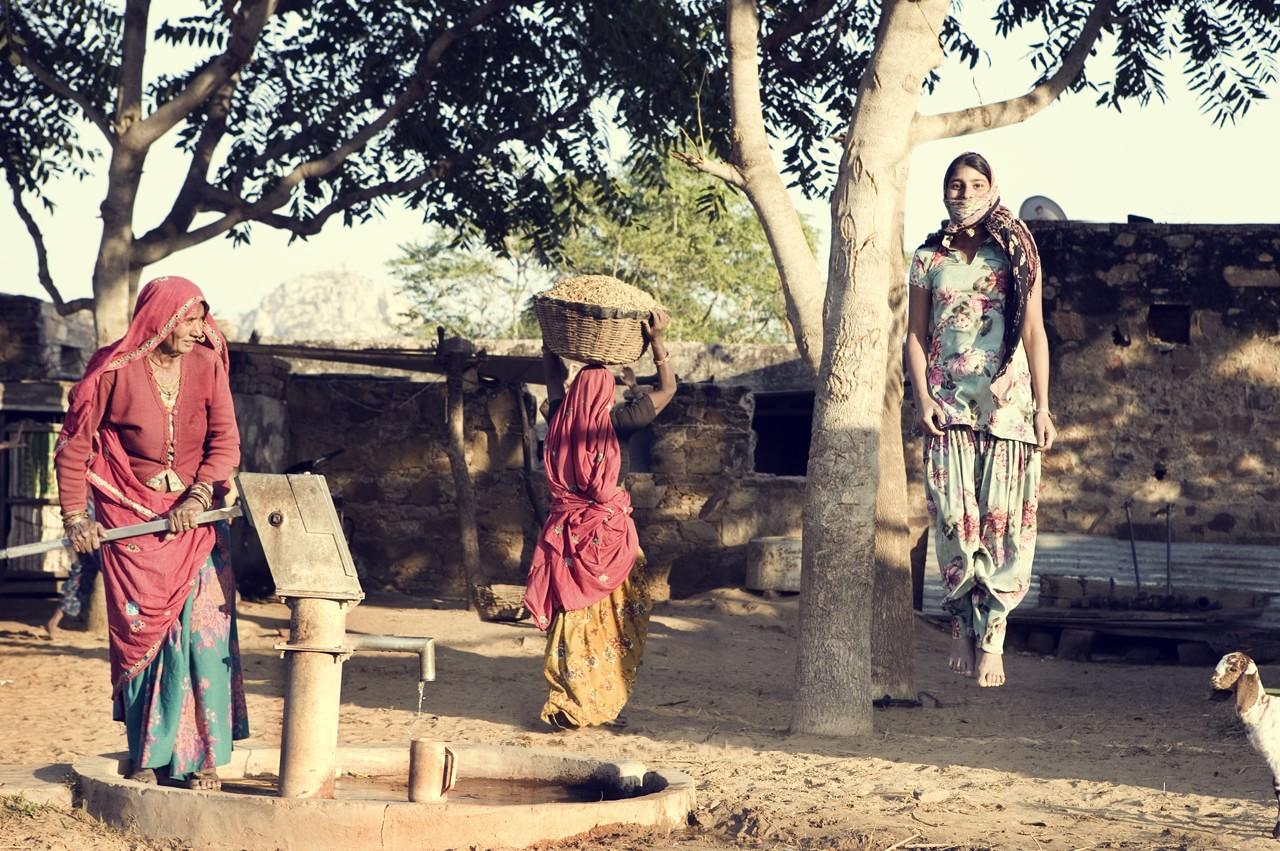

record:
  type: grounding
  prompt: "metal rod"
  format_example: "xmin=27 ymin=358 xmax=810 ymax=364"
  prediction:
xmin=0 ymin=505 xmax=243 ymax=561
xmin=1165 ymin=502 xmax=1173 ymax=594
xmin=279 ymin=598 xmax=348 ymax=799
xmin=1123 ymin=499 xmax=1141 ymax=591
xmin=349 ymin=634 xmax=436 ymax=682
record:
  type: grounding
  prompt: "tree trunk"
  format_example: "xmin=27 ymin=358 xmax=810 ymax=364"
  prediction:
xmin=791 ymin=0 xmax=946 ymax=737
xmin=91 ymin=149 xmax=144 ymax=345
xmin=870 ymin=183 xmax=915 ymax=702
xmin=444 ymin=360 xmax=482 ymax=608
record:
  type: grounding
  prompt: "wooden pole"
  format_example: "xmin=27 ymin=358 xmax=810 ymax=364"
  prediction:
xmin=443 ymin=354 xmax=482 ymax=609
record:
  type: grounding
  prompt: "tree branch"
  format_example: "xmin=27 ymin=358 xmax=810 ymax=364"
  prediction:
xmin=126 ymin=0 xmax=276 ymax=149
xmin=760 ymin=0 xmax=841 ymax=54
xmin=134 ymin=76 xmax=239 ymax=247
xmin=724 ymin=0 xmax=824 ymax=375
xmin=5 ymin=168 xmax=93 ymax=315
xmin=911 ymin=0 xmax=1115 ymax=144
xmin=669 ymin=150 xmax=746 ymax=189
xmin=134 ymin=90 xmax=590 ymax=263
xmin=1 ymin=0 xmax=115 ymax=143
xmin=238 ymin=0 xmax=526 ymax=182
xmin=113 ymin=0 xmax=150 ymax=136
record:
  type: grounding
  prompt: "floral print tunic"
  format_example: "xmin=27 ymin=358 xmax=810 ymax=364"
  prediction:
xmin=909 ymin=241 xmax=1036 ymax=445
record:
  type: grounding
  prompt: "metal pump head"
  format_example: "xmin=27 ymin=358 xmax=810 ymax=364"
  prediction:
xmin=236 ymin=473 xmax=364 ymax=602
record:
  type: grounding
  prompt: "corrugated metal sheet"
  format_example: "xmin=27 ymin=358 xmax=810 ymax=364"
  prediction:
xmin=923 ymin=532 xmax=1280 ymax=632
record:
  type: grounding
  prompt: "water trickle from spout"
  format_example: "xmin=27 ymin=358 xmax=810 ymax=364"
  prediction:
xmin=416 ymin=679 xmax=426 ymax=717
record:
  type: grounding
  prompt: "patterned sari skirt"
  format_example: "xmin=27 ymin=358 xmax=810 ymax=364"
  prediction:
xmin=540 ymin=558 xmax=651 ymax=728
xmin=114 ymin=525 xmax=249 ymax=779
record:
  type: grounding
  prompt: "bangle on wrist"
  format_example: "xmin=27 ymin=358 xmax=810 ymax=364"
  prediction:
xmin=186 ymin=482 xmax=213 ymax=511
xmin=62 ymin=510 xmax=90 ymax=529
xmin=1035 ymin=408 xmax=1054 ymax=420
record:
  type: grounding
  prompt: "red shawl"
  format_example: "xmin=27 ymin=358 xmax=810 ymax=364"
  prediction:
xmin=55 ymin=276 xmax=233 ymax=693
xmin=523 ymin=366 xmax=639 ymax=630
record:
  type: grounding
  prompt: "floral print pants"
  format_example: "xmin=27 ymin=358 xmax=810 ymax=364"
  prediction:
xmin=924 ymin=427 xmax=1041 ymax=655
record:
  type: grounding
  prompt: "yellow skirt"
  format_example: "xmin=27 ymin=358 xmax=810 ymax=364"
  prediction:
xmin=540 ymin=563 xmax=651 ymax=729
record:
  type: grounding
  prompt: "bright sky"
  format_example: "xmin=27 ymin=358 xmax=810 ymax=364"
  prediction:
xmin=1 ymin=9 xmax=1277 ymax=320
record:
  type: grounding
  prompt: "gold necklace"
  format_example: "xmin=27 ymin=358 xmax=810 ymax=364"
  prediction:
xmin=147 ymin=355 xmax=181 ymax=406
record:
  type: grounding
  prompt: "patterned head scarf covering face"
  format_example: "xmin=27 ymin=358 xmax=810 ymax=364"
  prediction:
xmin=943 ymin=177 xmax=1001 ymax=237
xmin=929 ymin=154 xmax=1042 ymax=383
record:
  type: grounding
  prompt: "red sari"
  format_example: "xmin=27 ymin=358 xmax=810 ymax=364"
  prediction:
xmin=523 ymin=366 xmax=640 ymax=629
xmin=54 ymin=276 xmax=239 ymax=693
xmin=524 ymin=366 xmax=651 ymax=728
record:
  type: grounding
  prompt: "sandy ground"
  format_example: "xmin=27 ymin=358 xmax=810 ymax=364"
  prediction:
xmin=1 ymin=586 xmax=1277 ymax=851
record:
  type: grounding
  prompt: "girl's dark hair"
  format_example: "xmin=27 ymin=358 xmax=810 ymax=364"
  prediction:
xmin=944 ymin=152 xmax=992 ymax=185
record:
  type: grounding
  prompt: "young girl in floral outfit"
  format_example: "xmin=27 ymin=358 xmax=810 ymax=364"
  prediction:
xmin=905 ymin=152 xmax=1057 ymax=688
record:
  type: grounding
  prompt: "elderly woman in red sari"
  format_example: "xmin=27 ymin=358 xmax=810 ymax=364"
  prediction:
xmin=54 ymin=276 xmax=248 ymax=790
xmin=526 ymin=310 xmax=676 ymax=729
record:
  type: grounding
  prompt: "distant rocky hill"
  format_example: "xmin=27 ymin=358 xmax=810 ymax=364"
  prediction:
xmin=233 ymin=270 xmax=421 ymax=343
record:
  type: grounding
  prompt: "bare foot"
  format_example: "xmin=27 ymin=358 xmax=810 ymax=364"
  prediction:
xmin=126 ymin=768 xmax=157 ymax=784
xmin=948 ymin=634 xmax=975 ymax=677
xmin=43 ymin=611 xmax=64 ymax=641
xmin=975 ymin=651 xmax=1005 ymax=687
xmin=183 ymin=770 xmax=221 ymax=791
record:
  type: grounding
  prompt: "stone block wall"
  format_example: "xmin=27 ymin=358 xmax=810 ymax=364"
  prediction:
xmin=284 ymin=375 xmax=537 ymax=595
xmin=0 ymin=295 xmax=94 ymax=381
xmin=629 ymin=384 xmax=804 ymax=597
xmin=270 ymin=373 xmax=804 ymax=598
xmin=229 ymin=352 xmax=291 ymax=476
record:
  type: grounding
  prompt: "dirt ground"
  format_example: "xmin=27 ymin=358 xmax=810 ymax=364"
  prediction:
xmin=0 ymin=586 xmax=1276 ymax=851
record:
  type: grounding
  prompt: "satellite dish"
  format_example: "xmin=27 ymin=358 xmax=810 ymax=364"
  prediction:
xmin=1019 ymin=195 xmax=1068 ymax=221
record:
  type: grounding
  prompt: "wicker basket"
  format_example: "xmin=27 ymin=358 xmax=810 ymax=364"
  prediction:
xmin=534 ymin=294 xmax=652 ymax=366
xmin=472 ymin=583 xmax=530 ymax=623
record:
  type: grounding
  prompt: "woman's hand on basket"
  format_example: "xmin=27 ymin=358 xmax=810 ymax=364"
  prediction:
xmin=641 ymin=309 xmax=670 ymax=343
xmin=67 ymin=519 xmax=106 ymax=553
xmin=164 ymin=497 xmax=204 ymax=541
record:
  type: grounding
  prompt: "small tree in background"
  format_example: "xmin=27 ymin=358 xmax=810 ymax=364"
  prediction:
xmin=391 ymin=234 xmax=544 ymax=340
xmin=392 ymin=160 xmax=808 ymax=342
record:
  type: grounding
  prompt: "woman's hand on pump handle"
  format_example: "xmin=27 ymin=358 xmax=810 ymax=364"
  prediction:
xmin=164 ymin=497 xmax=204 ymax=541
xmin=67 ymin=518 xmax=106 ymax=554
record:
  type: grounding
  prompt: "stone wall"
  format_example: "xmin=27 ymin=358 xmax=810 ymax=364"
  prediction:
xmin=0 ymin=295 xmax=94 ymax=381
xmin=904 ymin=221 xmax=1280 ymax=544
xmin=629 ymin=384 xmax=804 ymax=597
xmin=284 ymin=375 xmax=537 ymax=595
xmin=266 ymin=371 xmax=805 ymax=598
xmin=229 ymin=352 xmax=291 ymax=475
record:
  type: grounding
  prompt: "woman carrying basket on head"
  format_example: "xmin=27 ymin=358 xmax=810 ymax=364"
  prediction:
xmin=526 ymin=307 xmax=676 ymax=730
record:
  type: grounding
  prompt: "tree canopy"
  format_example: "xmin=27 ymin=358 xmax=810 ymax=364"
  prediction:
xmin=0 ymin=0 xmax=708 ymax=338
